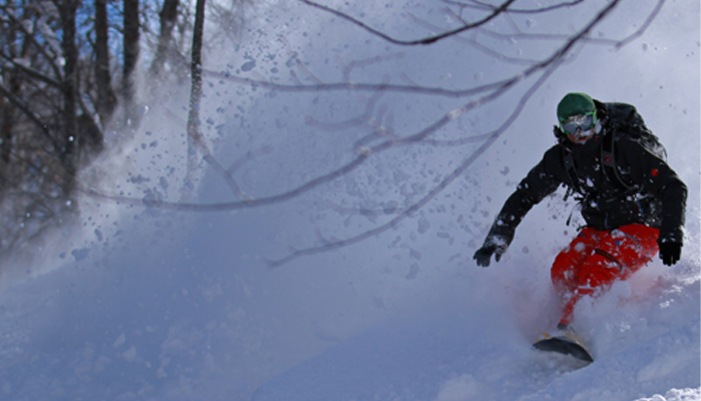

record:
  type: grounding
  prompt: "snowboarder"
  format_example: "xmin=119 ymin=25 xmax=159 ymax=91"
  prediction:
xmin=473 ymin=92 xmax=687 ymax=332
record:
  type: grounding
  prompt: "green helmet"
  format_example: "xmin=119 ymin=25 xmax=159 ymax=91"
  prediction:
xmin=557 ymin=93 xmax=596 ymax=122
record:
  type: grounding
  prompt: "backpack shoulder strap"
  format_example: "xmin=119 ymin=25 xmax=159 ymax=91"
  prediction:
xmin=600 ymin=130 xmax=635 ymax=191
xmin=562 ymin=147 xmax=582 ymax=195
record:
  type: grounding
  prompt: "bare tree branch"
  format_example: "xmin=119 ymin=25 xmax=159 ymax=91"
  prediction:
xmin=0 ymin=54 xmax=62 ymax=88
xmin=615 ymin=0 xmax=666 ymax=48
xmin=406 ymin=12 xmax=540 ymax=65
xmin=0 ymin=3 xmax=65 ymax=81
xmin=442 ymin=0 xmax=587 ymax=14
xmin=298 ymin=0 xmax=519 ymax=45
xmin=0 ymin=74 xmax=62 ymax=154
xmin=202 ymin=69 xmax=507 ymax=98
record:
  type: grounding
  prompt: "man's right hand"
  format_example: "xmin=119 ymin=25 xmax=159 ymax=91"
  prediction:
xmin=473 ymin=243 xmax=505 ymax=267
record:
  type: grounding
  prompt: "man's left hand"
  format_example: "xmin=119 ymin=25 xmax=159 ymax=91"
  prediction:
xmin=659 ymin=242 xmax=682 ymax=266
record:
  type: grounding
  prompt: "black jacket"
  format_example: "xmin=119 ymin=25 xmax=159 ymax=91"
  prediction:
xmin=484 ymin=102 xmax=687 ymax=249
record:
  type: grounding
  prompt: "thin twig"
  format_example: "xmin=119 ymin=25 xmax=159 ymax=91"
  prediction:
xmin=615 ymin=0 xmax=666 ymax=49
xmin=298 ymin=0 xmax=518 ymax=46
xmin=442 ymin=0 xmax=586 ymax=14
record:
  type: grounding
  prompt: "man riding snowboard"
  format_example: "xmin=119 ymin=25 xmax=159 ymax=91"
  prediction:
xmin=473 ymin=92 xmax=687 ymax=332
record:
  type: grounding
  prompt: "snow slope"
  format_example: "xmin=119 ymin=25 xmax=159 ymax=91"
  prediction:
xmin=0 ymin=0 xmax=698 ymax=400
xmin=250 ymin=265 xmax=700 ymax=401
xmin=0 ymin=246 xmax=694 ymax=400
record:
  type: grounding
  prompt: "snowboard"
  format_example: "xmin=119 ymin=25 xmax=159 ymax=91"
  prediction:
xmin=533 ymin=331 xmax=594 ymax=363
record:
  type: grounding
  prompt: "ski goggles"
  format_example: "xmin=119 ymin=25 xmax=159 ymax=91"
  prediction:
xmin=560 ymin=112 xmax=596 ymax=135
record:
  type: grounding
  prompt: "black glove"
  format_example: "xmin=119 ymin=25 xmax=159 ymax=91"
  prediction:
xmin=473 ymin=243 xmax=506 ymax=267
xmin=659 ymin=242 xmax=682 ymax=266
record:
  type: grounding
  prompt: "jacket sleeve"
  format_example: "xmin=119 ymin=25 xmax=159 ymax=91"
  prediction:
xmin=617 ymin=138 xmax=687 ymax=244
xmin=483 ymin=147 xmax=564 ymax=248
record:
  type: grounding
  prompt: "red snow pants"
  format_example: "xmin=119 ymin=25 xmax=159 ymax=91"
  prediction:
xmin=551 ymin=224 xmax=659 ymax=327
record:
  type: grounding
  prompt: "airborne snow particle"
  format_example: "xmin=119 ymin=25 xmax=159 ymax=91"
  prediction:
xmin=418 ymin=217 xmax=431 ymax=234
xmin=241 ymin=60 xmax=256 ymax=72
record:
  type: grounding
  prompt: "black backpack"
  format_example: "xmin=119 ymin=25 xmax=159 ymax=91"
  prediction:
xmin=599 ymin=102 xmax=667 ymax=191
xmin=561 ymin=102 xmax=667 ymax=194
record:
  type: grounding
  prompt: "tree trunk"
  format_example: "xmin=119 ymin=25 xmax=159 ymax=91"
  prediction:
xmin=1 ymin=2 xmax=19 ymax=165
xmin=182 ymin=0 xmax=206 ymax=198
xmin=95 ymin=0 xmax=117 ymax=125
xmin=123 ymin=0 xmax=140 ymax=126
xmin=58 ymin=0 xmax=80 ymax=183
xmin=150 ymin=0 xmax=180 ymax=79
